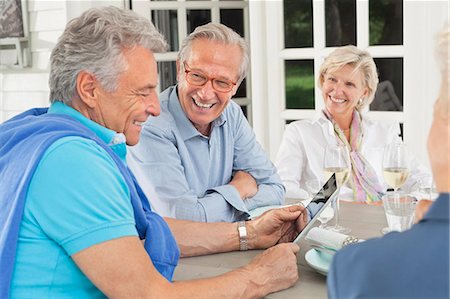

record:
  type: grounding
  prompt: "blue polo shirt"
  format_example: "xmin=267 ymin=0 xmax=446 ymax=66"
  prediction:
xmin=10 ymin=102 xmax=138 ymax=298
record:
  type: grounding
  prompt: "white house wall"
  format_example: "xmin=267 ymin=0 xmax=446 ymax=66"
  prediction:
xmin=0 ymin=0 xmax=125 ymax=123
xmin=1 ymin=0 xmax=65 ymax=122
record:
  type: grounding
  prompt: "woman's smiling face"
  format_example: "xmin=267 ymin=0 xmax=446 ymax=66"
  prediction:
xmin=321 ymin=64 xmax=368 ymax=121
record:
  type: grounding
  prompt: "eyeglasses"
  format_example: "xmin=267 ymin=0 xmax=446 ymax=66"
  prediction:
xmin=184 ymin=63 xmax=237 ymax=93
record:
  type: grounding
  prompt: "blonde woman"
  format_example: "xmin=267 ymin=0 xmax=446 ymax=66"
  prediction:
xmin=328 ymin=22 xmax=449 ymax=298
xmin=276 ymin=45 xmax=429 ymax=203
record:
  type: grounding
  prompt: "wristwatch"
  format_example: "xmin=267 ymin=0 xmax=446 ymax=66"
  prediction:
xmin=237 ymin=221 xmax=248 ymax=251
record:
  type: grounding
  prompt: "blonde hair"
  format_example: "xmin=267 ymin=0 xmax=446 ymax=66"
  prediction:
xmin=318 ymin=45 xmax=379 ymax=110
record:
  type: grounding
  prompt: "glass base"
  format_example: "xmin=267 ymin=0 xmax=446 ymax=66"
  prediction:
xmin=328 ymin=225 xmax=351 ymax=234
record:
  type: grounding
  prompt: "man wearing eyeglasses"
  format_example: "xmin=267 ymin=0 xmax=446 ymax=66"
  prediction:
xmin=128 ymin=23 xmax=285 ymax=222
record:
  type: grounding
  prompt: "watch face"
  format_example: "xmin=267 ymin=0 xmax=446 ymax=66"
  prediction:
xmin=238 ymin=224 xmax=247 ymax=237
xmin=238 ymin=221 xmax=248 ymax=250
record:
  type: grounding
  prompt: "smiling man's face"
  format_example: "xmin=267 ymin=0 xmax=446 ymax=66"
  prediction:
xmin=93 ymin=46 xmax=160 ymax=146
xmin=176 ymin=39 xmax=242 ymax=136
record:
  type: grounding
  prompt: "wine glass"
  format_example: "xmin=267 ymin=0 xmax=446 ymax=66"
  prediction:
xmin=318 ymin=206 xmax=334 ymax=229
xmin=417 ymin=177 xmax=438 ymax=201
xmin=381 ymin=142 xmax=410 ymax=234
xmin=323 ymin=143 xmax=351 ymax=234
xmin=382 ymin=142 xmax=410 ymax=195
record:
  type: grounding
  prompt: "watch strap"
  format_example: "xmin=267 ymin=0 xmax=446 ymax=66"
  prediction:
xmin=237 ymin=221 xmax=248 ymax=251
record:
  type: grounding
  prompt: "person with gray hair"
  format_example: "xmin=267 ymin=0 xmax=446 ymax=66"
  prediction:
xmin=276 ymin=45 xmax=429 ymax=204
xmin=327 ymin=22 xmax=449 ymax=298
xmin=0 ymin=6 xmax=308 ymax=298
xmin=128 ymin=23 xmax=285 ymax=222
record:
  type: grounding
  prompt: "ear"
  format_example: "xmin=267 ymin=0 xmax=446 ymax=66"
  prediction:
xmin=361 ymin=86 xmax=369 ymax=99
xmin=230 ymin=83 xmax=240 ymax=97
xmin=76 ymin=71 xmax=98 ymax=108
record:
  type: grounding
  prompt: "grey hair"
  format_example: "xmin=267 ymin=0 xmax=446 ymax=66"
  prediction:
xmin=435 ymin=21 xmax=449 ymax=74
xmin=177 ymin=23 xmax=249 ymax=83
xmin=435 ymin=21 xmax=449 ymax=119
xmin=49 ymin=6 xmax=168 ymax=104
xmin=318 ymin=45 xmax=379 ymax=110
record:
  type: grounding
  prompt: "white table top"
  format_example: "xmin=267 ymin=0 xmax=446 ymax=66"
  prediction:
xmin=173 ymin=201 xmax=388 ymax=298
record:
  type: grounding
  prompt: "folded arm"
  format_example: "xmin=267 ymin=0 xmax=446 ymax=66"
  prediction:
xmin=128 ymin=127 xmax=248 ymax=222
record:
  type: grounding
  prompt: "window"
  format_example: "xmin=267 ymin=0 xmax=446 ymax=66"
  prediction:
xmin=261 ymin=0 xmax=447 ymax=166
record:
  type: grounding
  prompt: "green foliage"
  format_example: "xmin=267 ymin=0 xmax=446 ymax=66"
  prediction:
xmin=285 ymin=62 xmax=315 ymax=109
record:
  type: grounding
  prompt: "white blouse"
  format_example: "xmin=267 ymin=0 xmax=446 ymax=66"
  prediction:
xmin=275 ymin=112 xmax=430 ymax=201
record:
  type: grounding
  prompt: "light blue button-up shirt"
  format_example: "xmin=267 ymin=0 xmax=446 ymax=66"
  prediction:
xmin=127 ymin=86 xmax=285 ymax=222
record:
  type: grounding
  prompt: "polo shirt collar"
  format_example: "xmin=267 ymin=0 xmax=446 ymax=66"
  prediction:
xmin=48 ymin=101 xmax=127 ymax=160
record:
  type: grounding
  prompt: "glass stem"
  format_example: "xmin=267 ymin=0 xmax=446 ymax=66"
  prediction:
xmin=394 ymin=188 xmax=400 ymax=202
xmin=334 ymin=187 xmax=341 ymax=227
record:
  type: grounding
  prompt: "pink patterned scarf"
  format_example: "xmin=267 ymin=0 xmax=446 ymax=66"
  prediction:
xmin=323 ymin=109 xmax=384 ymax=203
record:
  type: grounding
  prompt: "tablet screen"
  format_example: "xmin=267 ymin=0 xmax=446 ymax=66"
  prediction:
xmin=293 ymin=174 xmax=338 ymax=243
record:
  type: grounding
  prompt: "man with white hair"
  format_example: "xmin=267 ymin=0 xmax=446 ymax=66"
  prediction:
xmin=128 ymin=23 xmax=285 ymax=222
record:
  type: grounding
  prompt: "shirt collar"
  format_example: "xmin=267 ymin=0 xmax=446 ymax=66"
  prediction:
xmin=48 ymin=101 xmax=127 ymax=160
xmin=311 ymin=111 xmax=325 ymax=124
xmin=168 ymin=86 xmax=226 ymax=141
xmin=312 ymin=110 xmax=335 ymax=136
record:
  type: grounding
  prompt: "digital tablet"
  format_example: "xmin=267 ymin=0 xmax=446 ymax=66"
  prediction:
xmin=292 ymin=174 xmax=338 ymax=244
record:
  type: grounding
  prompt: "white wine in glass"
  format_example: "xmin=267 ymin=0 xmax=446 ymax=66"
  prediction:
xmin=381 ymin=142 xmax=410 ymax=234
xmin=382 ymin=143 xmax=410 ymax=193
xmin=382 ymin=167 xmax=410 ymax=191
xmin=323 ymin=144 xmax=351 ymax=234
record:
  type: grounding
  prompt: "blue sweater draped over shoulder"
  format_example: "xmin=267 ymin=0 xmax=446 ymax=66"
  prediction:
xmin=0 ymin=108 xmax=179 ymax=298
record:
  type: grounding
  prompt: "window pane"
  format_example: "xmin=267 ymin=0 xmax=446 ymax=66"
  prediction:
xmin=240 ymin=105 xmax=248 ymax=119
xmin=187 ymin=10 xmax=211 ymax=34
xmin=151 ymin=10 xmax=179 ymax=51
xmin=235 ymin=78 xmax=247 ymax=98
xmin=370 ymin=58 xmax=403 ymax=111
xmin=285 ymin=60 xmax=314 ymax=109
xmin=283 ymin=0 xmax=313 ymax=48
xmin=220 ymin=9 xmax=244 ymax=37
xmin=158 ymin=61 xmax=177 ymax=92
xmin=369 ymin=0 xmax=403 ymax=45
xmin=325 ymin=0 xmax=356 ymax=47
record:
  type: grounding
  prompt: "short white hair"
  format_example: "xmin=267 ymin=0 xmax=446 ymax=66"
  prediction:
xmin=49 ymin=6 xmax=168 ymax=104
xmin=435 ymin=21 xmax=449 ymax=119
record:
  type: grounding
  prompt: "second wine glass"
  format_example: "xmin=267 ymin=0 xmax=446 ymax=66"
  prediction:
xmin=382 ymin=142 xmax=410 ymax=195
xmin=323 ymin=143 xmax=351 ymax=234
xmin=381 ymin=142 xmax=410 ymax=234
